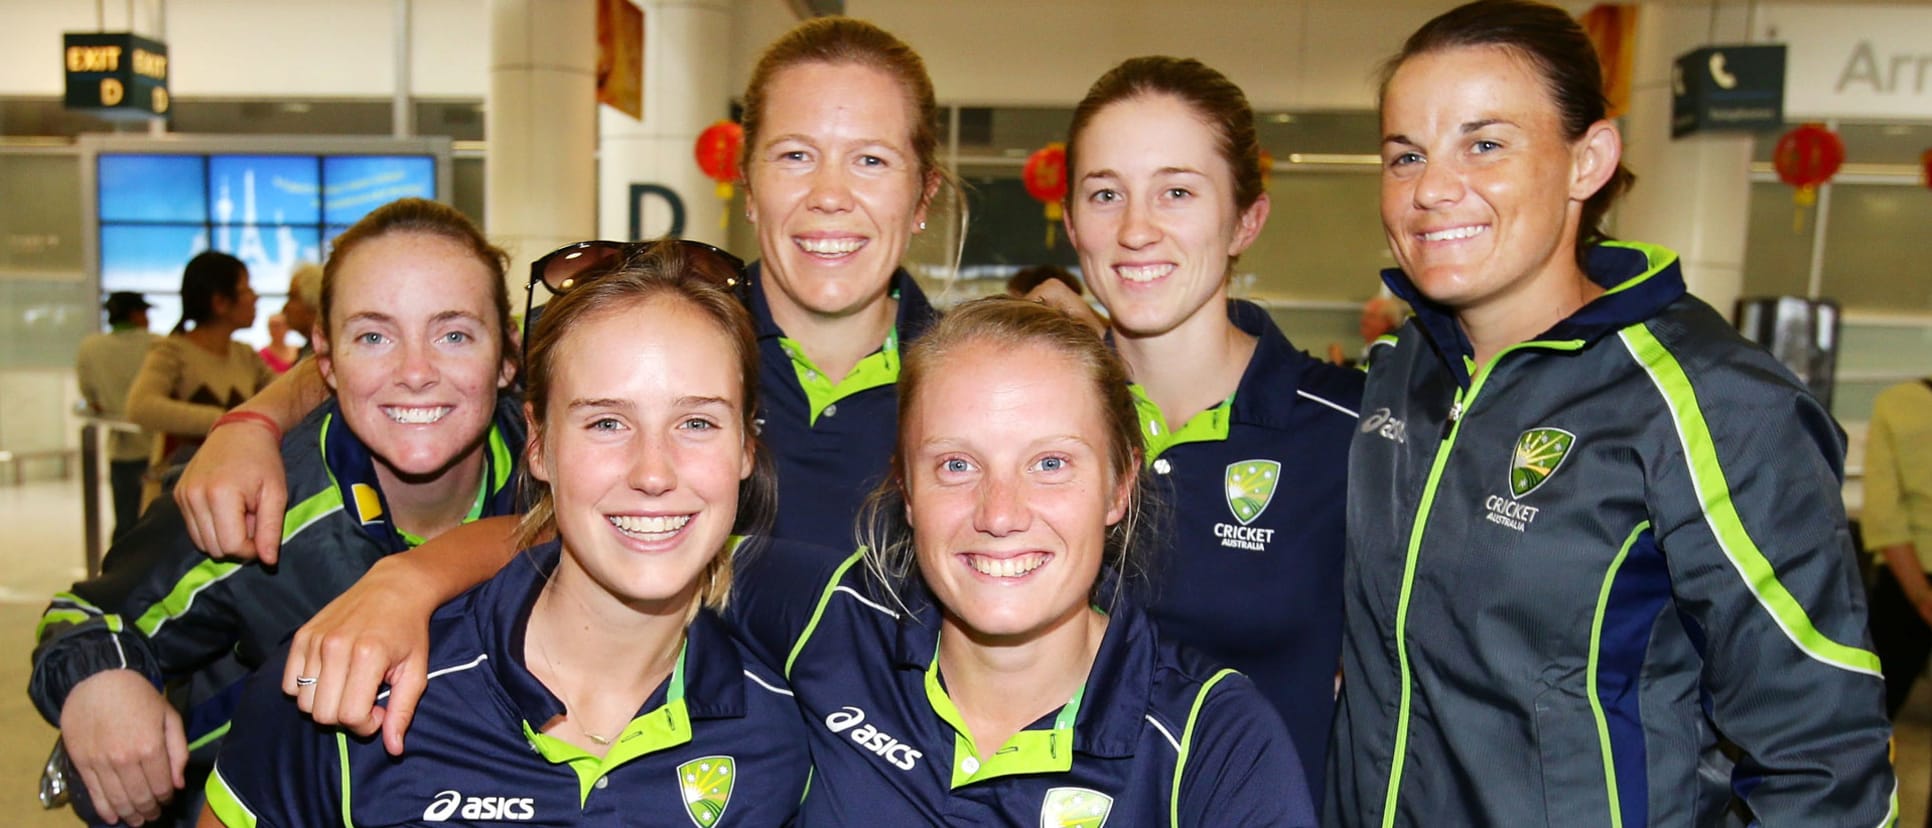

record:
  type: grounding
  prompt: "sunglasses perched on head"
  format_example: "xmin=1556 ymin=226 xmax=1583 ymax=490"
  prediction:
xmin=521 ymin=238 xmax=749 ymax=366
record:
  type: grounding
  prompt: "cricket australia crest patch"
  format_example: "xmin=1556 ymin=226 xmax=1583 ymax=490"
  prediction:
xmin=1214 ymin=459 xmax=1280 ymax=551
xmin=1040 ymin=786 xmax=1113 ymax=827
xmin=1224 ymin=459 xmax=1281 ymax=524
xmin=678 ymin=756 xmax=735 ymax=827
xmin=1484 ymin=427 xmax=1575 ymax=533
xmin=1509 ymin=428 xmax=1575 ymax=497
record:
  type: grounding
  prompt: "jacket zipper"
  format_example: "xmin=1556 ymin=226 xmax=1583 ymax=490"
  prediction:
xmin=1378 ymin=338 xmax=1583 ymax=828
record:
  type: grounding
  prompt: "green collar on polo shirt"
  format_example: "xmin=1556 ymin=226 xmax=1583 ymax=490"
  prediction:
xmin=1130 ymin=384 xmax=1234 ymax=463
xmin=524 ymin=640 xmax=692 ymax=806
xmin=924 ymin=647 xmax=1086 ymax=789
xmin=779 ymin=322 xmax=901 ymax=426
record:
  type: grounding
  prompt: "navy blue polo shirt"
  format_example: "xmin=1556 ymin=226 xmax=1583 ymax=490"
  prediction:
xmin=1133 ymin=299 xmax=1362 ymax=798
xmin=206 ymin=541 xmax=810 ymax=827
xmin=746 ymin=263 xmax=936 ymax=550
xmin=731 ymin=541 xmax=1317 ymax=826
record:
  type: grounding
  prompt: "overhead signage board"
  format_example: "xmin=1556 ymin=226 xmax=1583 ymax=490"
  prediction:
xmin=63 ymin=32 xmax=170 ymax=119
xmin=1672 ymin=45 xmax=1786 ymax=138
xmin=1754 ymin=3 xmax=1932 ymax=119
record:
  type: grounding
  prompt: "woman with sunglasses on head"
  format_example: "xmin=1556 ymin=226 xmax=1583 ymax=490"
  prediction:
xmin=235 ymin=296 xmax=1314 ymax=825
xmin=200 ymin=241 xmax=809 ymax=828
xmin=1036 ymin=56 xmax=1362 ymax=798
xmin=30 ymin=198 xmax=521 ymax=828
xmin=1326 ymin=2 xmax=1893 ymax=825
xmin=170 ymin=15 xmax=945 ymax=560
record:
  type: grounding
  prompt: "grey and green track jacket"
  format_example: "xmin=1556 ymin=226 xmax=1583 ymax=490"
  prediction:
xmin=1325 ymin=243 xmax=1895 ymax=826
xmin=29 ymin=396 xmax=522 ymax=747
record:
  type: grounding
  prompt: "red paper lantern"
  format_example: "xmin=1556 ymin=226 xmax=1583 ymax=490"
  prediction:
xmin=693 ymin=120 xmax=744 ymax=229
xmin=1022 ymin=142 xmax=1068 ymax=247
xmin=1772 ymin=123 xmax=1845 ymax=208
xmin=1921 ymin=148 xmax=1932 ymax=190
xmin=694 ymin=120 xmax=744 ymax=198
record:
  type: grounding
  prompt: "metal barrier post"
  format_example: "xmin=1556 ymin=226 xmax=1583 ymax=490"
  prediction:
xmin=78 ymin=418 xmax=143 ymax=576
xmin=80 ymin=422 xmax=104 ymax=576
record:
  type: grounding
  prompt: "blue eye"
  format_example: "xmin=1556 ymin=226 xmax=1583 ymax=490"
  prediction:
xmin=859 ymin=154 xmax=885 ymax=167
xmin=943 ymin=458 xmax=971 ymax=473
xmin=1388 ymin=152 xmax=1423 ymax=168
xmin=1036 ymin=456 xmax=1067 ymax=472
xmin=1473 ymin=139 xmax=1501 ymax=153
xmin=680 ymin=417 xmax=717 ymax=431
xmin=442 ymin=331 xmax=470 ymax=344
xmin=590 ymin=417 xmax=622 ymax=431
xmin=356 ymin=332 xmax=384 ymax=345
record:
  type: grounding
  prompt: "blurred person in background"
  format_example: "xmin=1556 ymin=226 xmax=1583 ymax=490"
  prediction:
xmin=77 ymin=291 xmax=160 ymax=541
xmin=257 ymin=314 xmax=298 ymax=374
xmin=283 ymin=261 xmax=322 ymax=360
xmin=125 ymin=251 xmax=273 ymax=505
xmin=1865 ymin=378 xmax=1932 ymax=718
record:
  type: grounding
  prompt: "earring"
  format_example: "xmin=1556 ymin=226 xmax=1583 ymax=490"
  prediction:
xmin=917 ymin=220 xmax=927 ymax=231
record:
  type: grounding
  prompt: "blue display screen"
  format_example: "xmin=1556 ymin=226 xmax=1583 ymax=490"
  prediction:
xmin=323 ymin=156 xmax=434 ymax=225
xmin=98 ymin=155 xmax=207 ymax=222
xmin=98 ymin=152 xmax=436 ymax=342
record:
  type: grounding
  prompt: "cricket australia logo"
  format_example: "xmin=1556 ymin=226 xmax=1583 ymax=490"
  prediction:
xmin=1040 ymin=786 xmax=1113 ymax=827
xmin=677 ymin=756 xmax=736 ymax=827
xmin=1509 ymin=428 xmax=1575 ymax=497
xmin=1224 ymin=460 xmax=1280 ymax=524
xmin=1214 ymin=460 xmax=1280 ymax=551
xmin=1483 ymin=427 xmax=1575 ymax=533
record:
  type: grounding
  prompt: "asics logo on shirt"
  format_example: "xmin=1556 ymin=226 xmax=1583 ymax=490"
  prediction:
xmin=1361 ymin=408 xmax=1408 ymax=444
xmin=825 ymin=705 xmax=923 ymax=770
xmin=423 ymin=789 xmax=536 ymax=821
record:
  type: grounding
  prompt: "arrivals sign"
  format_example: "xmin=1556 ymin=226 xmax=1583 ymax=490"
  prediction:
xmin=63 ymin=33 xmax=169 ymax=119
xmin=1754 ymin=4 xmax=1932 ymax=119
xmin=1671 ymin=45 xmax=1786 ymax=138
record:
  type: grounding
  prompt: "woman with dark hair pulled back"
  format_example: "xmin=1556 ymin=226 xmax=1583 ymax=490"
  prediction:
xmin=1327 ymin=2 xmax=1894 ymax=824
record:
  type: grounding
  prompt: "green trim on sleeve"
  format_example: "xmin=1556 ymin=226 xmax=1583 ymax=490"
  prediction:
xmin=1171 ymin=668 xmax=1238 ymax=828
xmin=203 ymin=765 xmax=259 ymax=827
xmin=188 ymin=719 xmax=232 ymax=752
xmin=336 ymin=731 xmax=355 ymax=828
xmin=36 ymin=591 xmax=105 ymax=640
xmin=1587 ymin=521 xmax=1651 ymax=828
xmin=785 ymin=551 xmax=867 ymax=679
xmin=282 ymin=485 xmax=345 ymax=542
xmin=1618 ymin=324 xmax=1881 ymax=677
xmin=133 ymin=560 xmax=241 ymax=637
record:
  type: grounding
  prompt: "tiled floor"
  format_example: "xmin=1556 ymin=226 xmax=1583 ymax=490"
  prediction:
xmin=1 ymin=477 xmax=1928 ymax=826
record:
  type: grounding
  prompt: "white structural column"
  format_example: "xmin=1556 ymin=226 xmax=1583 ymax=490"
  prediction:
xmin=488 ymin=0 xmax=598 ymax=286
xmin=1616 ymin=3 xmax=1755 ymax=315
xmin=598 ymin=0 xmax=736 ymax=246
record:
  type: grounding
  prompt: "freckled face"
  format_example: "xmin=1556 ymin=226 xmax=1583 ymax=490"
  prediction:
xmin=317 ymin=231 xmax=512 ymax=481
xmin=904 ymin=338 xmax=1131 ymax=643
xmin=1379 ymin=45 xmax=1596 ymax=316
xmin=746 ymin=61 xmax=934 ymax=324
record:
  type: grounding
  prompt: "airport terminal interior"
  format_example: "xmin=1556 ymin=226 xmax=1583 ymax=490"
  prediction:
xmin=4 ymin=0 xmax=1932 ymax=823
